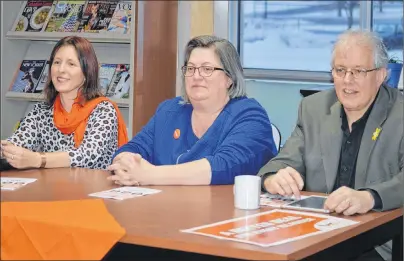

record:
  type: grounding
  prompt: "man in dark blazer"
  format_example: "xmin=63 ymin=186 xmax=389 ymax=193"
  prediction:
xmin=260 ymin=30 xmax=403 ymax=261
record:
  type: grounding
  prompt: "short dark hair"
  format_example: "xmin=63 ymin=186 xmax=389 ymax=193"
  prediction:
xmin=44 ymin=36 xmax=102 ymax=105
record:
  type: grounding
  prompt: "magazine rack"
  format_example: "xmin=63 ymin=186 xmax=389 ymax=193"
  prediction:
xmin=2 ymin=0 xmax=134 ymax=135
xmin=2 ymin=1 xmax=178 ymax=138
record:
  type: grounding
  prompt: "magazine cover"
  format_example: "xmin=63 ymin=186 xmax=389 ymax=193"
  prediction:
xmin=44 ymin=0 xmax=85 ymax=32
xmin=10 ymin=60 xmax=47 ymax=93
xmin=78 ymin=1 xmax=118 ymax=33
xmin=12 ymin=0 xmax=53 ymax=32
xmin=107 ymin=1 xmax=132 ymax=34
xmin=106 ymin=64 xmax=130 ymax=99
xmin=99 ymin=63 xmax=117 ymax=95
xmin=33 ymin=61 xmax=50 ymax=93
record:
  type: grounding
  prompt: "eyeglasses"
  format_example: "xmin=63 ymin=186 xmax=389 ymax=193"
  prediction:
xmin=181 ymin=66 xmax=226 ymax=77
xmin=331 ymin=67 xmax=379 ymax=79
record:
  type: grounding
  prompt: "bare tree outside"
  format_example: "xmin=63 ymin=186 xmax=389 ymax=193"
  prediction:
xmin=344 ymin=1 xmax=358 ymax=29
xmin=336 ymin=1 xmax=359 ymax=29
xmin=337 ymin=1 xmax=344 ymax=17
xmin=379 ymin=0 xmax=384 ymax=12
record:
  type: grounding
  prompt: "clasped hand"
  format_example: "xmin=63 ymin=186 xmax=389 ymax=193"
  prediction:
xmin=264 ymin=167 xmax=375 ymax=215
xmin=1 ymin=140 xmax=40 ymax=169
xmin=107 ymin=152 xmax=153 ymax=186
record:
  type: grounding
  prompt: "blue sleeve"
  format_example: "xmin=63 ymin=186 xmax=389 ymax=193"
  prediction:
xmin=113 ymin=108 xmax=159 ymax=163
xmin=113 ymin=114 xmax=155 ymax=162
xmin=205 ymin=105 xmax=277 ymax=185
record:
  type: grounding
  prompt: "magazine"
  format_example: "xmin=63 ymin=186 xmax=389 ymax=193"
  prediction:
xmin=33 ymin=61 xmax=50 ymax=93
xmin=107 ymin=1 xmax=132 ymax=34
xmin=44 ymin=0 xmax=85 ymax=32
xmin=78 ymin=0 xmax=118 ymax=33
xmin=106 ymin=64 xmax=130 ymax=99
xmin=10 ymin=60 xmax=47 ymax=93
xmin=99 ymin=63 xmax=117 ymax=95
xmin=12 ymin=0 xmax=53 ymax=32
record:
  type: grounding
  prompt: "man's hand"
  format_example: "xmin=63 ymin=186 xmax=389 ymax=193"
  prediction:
xmin=263 ymin=167 xmax=304 ymax=199
xmin=324 ymin=186 xmax=375 ymax=216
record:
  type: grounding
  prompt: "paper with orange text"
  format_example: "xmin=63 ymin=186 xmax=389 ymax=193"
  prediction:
xmin=182 ymin=209 xmax=358 ymax=247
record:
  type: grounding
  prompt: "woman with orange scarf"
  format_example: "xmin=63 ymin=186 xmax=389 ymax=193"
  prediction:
xmin=1 ymin=36 xmax=128 ymax=170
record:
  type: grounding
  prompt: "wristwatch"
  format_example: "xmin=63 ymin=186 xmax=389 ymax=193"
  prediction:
xmin=39 ymin=152 xmax=46 ymax=168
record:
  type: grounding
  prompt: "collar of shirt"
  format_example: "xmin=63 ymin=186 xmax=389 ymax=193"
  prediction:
xmin=340 ymin=89 xmax=380 ymax=133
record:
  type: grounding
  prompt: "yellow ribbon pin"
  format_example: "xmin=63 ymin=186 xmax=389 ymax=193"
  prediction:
xmin=372 ymin=127 xmax=382 ymax=141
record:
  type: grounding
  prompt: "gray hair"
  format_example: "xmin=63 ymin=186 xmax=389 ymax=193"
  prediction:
xmin=331 ymin=30 xmax=389 ymax=68
xmin=181 ymin=35 xmax=246 ymax=103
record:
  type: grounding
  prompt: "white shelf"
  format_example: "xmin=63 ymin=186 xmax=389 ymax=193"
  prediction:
xmin=6 ymin=31 xmax=131 ymax=44
xmin=5 ymin=92 xmax=130 ymax=108
xmin=5 ymin=91 xmax=44 ymax=101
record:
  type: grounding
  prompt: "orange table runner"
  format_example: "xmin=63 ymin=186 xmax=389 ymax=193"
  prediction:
xmin=1 ymin=199 xmax=125 ymax=260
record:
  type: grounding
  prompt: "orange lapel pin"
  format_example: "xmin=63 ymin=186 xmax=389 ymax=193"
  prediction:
xmin=173 ymin=129 xmax=181 ymax=139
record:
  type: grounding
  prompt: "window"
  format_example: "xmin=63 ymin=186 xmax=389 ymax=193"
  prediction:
xmin=240 ymin=1 xmax=360 ymax=72
xmin=372 ymin=0 xmax=403 ymax=60
xmin=231 ymin=1 xmax=403 ymax=81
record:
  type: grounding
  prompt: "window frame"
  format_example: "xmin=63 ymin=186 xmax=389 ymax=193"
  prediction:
xmin=223 ymin=0 xmax=375 ymax=83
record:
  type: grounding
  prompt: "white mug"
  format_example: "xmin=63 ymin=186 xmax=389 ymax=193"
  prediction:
xmin=234 ymin=175 xmax=261 ymax=210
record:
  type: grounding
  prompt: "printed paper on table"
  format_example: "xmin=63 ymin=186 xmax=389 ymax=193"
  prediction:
xmin=1 ymin=177 xmax=37 ymax=191
xmin=89 ymin=186 xmax=161 ymax=200
xmin=260 ymin=193 xmax=309 ymax=208
xmin=182 ymin=209 xmax=358 ymax=247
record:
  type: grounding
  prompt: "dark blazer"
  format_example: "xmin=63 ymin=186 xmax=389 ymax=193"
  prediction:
xmin=259 ymin=85 xmax=403 ymax=211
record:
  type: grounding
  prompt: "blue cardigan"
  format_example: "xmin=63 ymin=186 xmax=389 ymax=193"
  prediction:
xmin=114 ymin=97 xmax=277 ymax=185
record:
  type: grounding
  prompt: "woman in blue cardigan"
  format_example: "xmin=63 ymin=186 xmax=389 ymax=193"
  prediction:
xmin=107 ymin=35 xmax=277 ymax=186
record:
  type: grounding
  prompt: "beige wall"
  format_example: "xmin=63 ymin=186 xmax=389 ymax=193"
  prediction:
xmin=176 ymin=1 xmax=215 ymax=96
xmin=190 ymin=1 xmax=214 ymax=37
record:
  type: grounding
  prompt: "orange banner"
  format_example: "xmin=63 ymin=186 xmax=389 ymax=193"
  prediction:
xmin=182 ymin=209 xmax=357 ymax=247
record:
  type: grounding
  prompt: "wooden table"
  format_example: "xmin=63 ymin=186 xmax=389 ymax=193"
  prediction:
xmin=1 ymin=168 xmax=402 ymax=261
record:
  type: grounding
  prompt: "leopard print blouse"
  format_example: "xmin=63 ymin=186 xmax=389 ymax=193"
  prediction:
xmin=7 ymin=101 xmax=119 ymax=169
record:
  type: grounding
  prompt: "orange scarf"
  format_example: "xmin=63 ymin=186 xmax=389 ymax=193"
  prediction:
xmin=53 ymin=95 xmax=128 ymax=148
